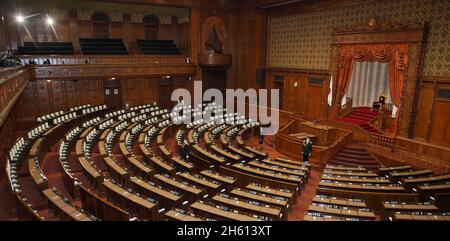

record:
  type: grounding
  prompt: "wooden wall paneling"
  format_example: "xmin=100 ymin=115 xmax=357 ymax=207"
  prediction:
xmin=414 ymin=82 xmax=435 ymax=140
xmin=428 ymin=85 xmax=450 ymax=147
xmin=50 ymin=80 xmax=66 ymax=111
xmin=78 ymin=79 xmax=91 ymax=105
xmin=36 ymin=80 xmax=51 ymax=115
xmin=131 ymin=23 xmax=145 ymax=43
xmin=306 ymin=85 xmax=323 ymax=118
xmin=110 ymin=22 xmax=125 ymax=39
xmin=78 ymin=21 xmax=92 ymax=38
xmin=65 ymin=80 xmax=79 ymax=108
xmin=15 ymin=82 xmax=37 ymax=121
xmin=142 ymin=78 xmax=158 ymax=105
xmin=178 ymin=23 xmax=190 ymax=55
xmin=122 ymin=79 xmax=139 ymax=107
xmin=190 ymin=8 xmax=201 ymax=80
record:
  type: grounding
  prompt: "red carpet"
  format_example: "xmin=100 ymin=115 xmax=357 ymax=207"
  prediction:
xmin=329 ymin=142 xmax=381 ymax=169
xmin=336 ymin=107 xmax=381 ymax=134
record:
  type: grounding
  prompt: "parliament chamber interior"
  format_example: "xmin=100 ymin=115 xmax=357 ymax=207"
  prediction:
xmin=0 ymin=0 xmax=449 ymax=223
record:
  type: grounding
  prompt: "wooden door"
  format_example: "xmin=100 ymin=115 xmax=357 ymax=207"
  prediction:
xmin=103 ymin=79 xmax=122 ymax=108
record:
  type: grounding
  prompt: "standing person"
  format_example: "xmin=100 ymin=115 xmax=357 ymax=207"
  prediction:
xmin=302 ymin=137 xmax=313 ymax=162
xmin=258 ymin=127 xmax=264 ymax=150
xmin=182 ymin=140 xmax=191 ymax=161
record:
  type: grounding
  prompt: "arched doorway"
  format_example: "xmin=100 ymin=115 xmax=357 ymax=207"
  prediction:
xmin=143 ymin=15 xmax=159 ymax=40
xmin=92 ymin=11 xmax=109 ymax=38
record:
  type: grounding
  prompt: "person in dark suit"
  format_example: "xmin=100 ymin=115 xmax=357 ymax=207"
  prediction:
xmin=302 ymin=137 xmax=313 ymax=162
xmin=258 ymin=127 xmax=264 ymax=150
xmin=182 ymin=140 xmax=191 ymax=161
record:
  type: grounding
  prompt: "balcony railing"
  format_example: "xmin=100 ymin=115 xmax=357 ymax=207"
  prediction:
xmin=0 ymin=66 xmax=33 ymax=127
xmin=18 ymin=54 xmax=190 ymax=66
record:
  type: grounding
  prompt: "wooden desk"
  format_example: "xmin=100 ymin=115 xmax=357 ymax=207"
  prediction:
xmin=100 ymin=129 xmax=111 ymax=141
xmin=75 ymin=139 xmax=84 ymax=157
xmin=190 ymin=201 xmax=260 ymax=221
xmin=325 ymin=165 xmax=367 ymax=172
xmin=263 ymin=159 xmax=310 ymax=172
xmin=232 ymin=163 xmax=303 ymax=184
xmin=418 ymin=184 xmax=450 ymax=195
xmin=383 ymin=203 xmax=439 ymax=212
xmin=188 ymin=130 xmax=195 ymax=144
xmin=204 ymin=132 xmax=212 ymax=145
xmin=157 ymin=135 xmax=164 ymax=145
xmin=29 ymin=138 xmax=43 ymax=158
xmin=403 ymin=174 xmax=450 ymax=186
xmin=321 ymin=175 xmax=391 ymax=184
xmin=212 ymin=194 xmax=282 ymax=219
xmin=139 ymin=144 xmax=152 ymax=156
xmin=28 ymin=158 xmax=48 ymax=190
xmin=119 ymin=142 xmax=131 ymax=158
xmin=138 ymin=132 xmax=146 ymax=144
xmin=154 ymin=174 xmax=203 ymax=196
xmin=149 ymin=156 xmax=175 ymax=174
xmin=303 ymin=214 xmax=345 ymax=221
xmin=78 ymin=157 xmax=103 ymax=188
xmin=244 ymin=146 xmax=268 ymax=157
xmin=248 ymin=161 xmax=306 ymax=176
xmin=171 ymin=156 xmax=194 ymax=171
xmin=319 ymin=181 xmax=406 ymax=192
xmin=179 ymin=172 xmax=220 ymax=190
xmin=127 ymin=156 xmax=153 ymax=177
xmin=220 ymin=134 xmax=228 ymax=145
xmin=323 ymin=169 xmax=378 ymax=177
xmin=245 ymin=183 xmax=293 ymax=199
xmin=130 ymin=176 xmax=182 ymax=208
xmin=165 ymin=209 xmax=204 ymax=221
xmin=226 ymin=144 xmax=255 ymax=159
xmin=103 ymin=180 xmax=158 ymax=220
xmin=390 ymin=169 xmax=433 ymax=180
xmin=200 ymin=170 xmax=236 ymax=185
xmin=79 ymin=127 xmax=93 ymax=139
xmin=98 ymin=140 xmax=108 ymax=157
xmin=210 ymin=145 xmax=240 ymax=161
xmin=275 ymin=157 xmax=311 ymax=167
xmin=104 ymin=156 xmax=129 ymax=185
xmin=379 ymin=165 xmax=411 ymax=175
xmin=43 ymin=189 xmax=91 ymax=221
xmin=192 ymin=145 xmax=225 ymax=163
xmin=159 ymin=145 xmax=172 ymax=158
xmin=312 ymin=196 xmax=367 ymax=208
xmin=119 ymin=131 xmax=127 ymax=143
xmin=308 ymin=204 xmax=375 ymax=220
xmin=230 ymin=188 xmax=288 ymax=207
xmin=394 ymin=213 xmax=450 ymax=221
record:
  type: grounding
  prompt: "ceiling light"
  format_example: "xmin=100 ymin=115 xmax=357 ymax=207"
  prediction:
xmin=16 ymin=15 xmax=24 ymax=23
xmin=47 ymin=17 xmax=53 ymax=25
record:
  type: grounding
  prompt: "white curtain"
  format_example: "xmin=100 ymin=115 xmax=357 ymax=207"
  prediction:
xmin=346 ymin=61 xmax=391 ymax=108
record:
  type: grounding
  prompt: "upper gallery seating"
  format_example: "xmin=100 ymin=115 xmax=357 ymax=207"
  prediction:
xmin=137 ymin=40 xmax=181 ymax=55
xmin=79 ymin=38 xmax=128 ymax=55
xmin=17 ymin=42 xmax=74 ymax=55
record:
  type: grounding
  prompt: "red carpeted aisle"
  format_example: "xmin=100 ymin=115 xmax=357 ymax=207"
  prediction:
xmin=336 ymin=107 xmax=381 ymax=134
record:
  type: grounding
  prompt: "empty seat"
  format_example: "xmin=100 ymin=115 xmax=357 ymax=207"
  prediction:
xmin=137 ymin=40 xmax=181 ymax=55
xmin=79 ymin=38 xmax=128 ymax=55
xmin=17 ymin=42 xmax=74 ymax=55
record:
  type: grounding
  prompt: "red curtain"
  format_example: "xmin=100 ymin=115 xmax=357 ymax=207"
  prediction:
xmin=332 ymin=44 xmax=409 ymax=134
